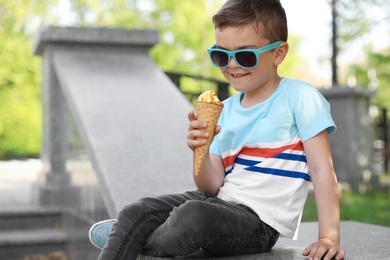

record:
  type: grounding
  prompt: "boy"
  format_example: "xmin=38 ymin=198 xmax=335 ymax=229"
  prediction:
xmin=90 ymin=0 xmax=345 ymax=259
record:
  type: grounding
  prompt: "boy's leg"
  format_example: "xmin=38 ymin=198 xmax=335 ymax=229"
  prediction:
xmin=143 ymin=196 xmax=279 ymax=257
xmin=97 ymin=191 xmax=206 ymax=260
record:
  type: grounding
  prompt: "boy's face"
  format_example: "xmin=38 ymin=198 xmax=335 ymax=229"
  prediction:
xmin=215 ymin=22 xmax=278 ymax=93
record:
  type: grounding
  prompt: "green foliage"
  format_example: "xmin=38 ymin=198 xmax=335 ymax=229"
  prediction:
xmin=278 ymin=35 xmax=307 ymax=79
xmin=149 ymin=0 xmax=226 ymax=97
xmin=352 ymin=47 xmax=390 ymax=110
xmin=303 ymin=191 xmax=390 ymax=227
xmin=0 ymin=0 xmax=58 ymax=159
xmin=0 ymin=0 xmax=58 ymax=33
xmin=336 ymin=0 xmax=371 ymax=45
xmin=332 ymin=0 xmax=390 ymax=99
xmin=335 ymin=0 xmax=390 ymax=114
xmin=1 ymin=0 xmax=389 ymax=159
xmin=335 ymin=0 xmax=390 ymax=53
xmin=150 ymin=0 xmax=216 ymax=75
xmin=0 ymin=30 xmax=42 ymax=159
xmin=68 ymin=0 xmax=148 ymax=27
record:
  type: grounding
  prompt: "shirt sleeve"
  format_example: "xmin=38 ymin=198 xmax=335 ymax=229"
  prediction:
xmin=209 ymin=140 xmax=220 ymax=156
xmin=292 ymin=84 xmax=336 ymax=142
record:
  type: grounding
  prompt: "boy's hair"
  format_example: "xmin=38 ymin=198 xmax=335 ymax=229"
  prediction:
xmin=212 ymin=0 xmax=288 ymax=42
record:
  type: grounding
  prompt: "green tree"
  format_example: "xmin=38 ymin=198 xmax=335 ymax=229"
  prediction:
xmin=68 ymin=0 xmax=304 ymax=80
xmin=149 ymin=0 xmax=224 ymax=96
xmin=149 ymin=1 xmax=305 ymax=95
xmin=339 ymin=0 xmax=389 ymax=110
xmin=332 ymin=0 xmax=390 ymax=159
xmin=150 ymin=0 xmax=216 ymax=75
xmin=0 ymin=30 xmax=40 ymax=158
xmin=353 ymin=48 xmax=390 ymax=109
xmin=336 ymin=0 xmax=389 ymax=45
xmin=68 ymin=0 xmax=149 ymax=27
xmin=0 ymin=0 xmax=305 ymax=159
xmin=68 ymin=0 xmax=221 ymax=78
xmin=331 ymin=0 xmax=390 ymax=88
xmin=0 ymin=0 xmax=58 ymax=159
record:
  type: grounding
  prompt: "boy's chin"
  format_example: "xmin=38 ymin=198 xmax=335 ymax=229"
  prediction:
xmin=230 ymin=84 xmax=247 ymax=93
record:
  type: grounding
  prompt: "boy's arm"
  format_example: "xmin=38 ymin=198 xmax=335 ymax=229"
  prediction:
xmin=193 ymin=153 xmax=225 ymax=195
xmin=302 ymin=130 xmax=345 ymax=260
xmin=187 ymin=110 xmax=225 ymax=195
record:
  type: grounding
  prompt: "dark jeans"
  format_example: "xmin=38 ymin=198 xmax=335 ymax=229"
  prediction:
xmin=97 ymin=191 xmax=279 ymax=260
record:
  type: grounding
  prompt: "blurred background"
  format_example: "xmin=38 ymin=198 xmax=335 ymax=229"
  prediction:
xmin=0 ymin=0 xmax=389 ymax=226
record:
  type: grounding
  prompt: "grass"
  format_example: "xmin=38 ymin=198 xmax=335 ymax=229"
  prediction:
xmin=302 ymin=190 xmax=390 ymax=227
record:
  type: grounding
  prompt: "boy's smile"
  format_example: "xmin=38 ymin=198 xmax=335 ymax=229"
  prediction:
xmin=231 ymin=73 xmax=250 ymax=78
xmin=215 ymin=22 xmax=283 ymax=106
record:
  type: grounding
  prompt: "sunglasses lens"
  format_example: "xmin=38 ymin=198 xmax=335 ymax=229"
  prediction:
xmin=235 ymin=51 xmax=257 ymax=68
xmin=211 ymin=51 xmax=229 ymax=67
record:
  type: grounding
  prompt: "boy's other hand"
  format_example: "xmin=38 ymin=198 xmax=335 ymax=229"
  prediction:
xmin=187 ymin=110 xmax=221 ymax=152
xmin=302 ymin=238 xmax=345 ymax=260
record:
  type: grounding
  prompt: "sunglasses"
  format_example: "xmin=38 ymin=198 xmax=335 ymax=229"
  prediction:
xmin=207 ymin=40 xmax=283 ymax=69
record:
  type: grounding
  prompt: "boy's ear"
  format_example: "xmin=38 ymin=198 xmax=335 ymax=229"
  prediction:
xmin=274 ymin=42 xmax=289 ymax=66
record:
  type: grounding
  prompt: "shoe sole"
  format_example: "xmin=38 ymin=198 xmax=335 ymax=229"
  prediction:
xmin=89 ymin=219 xmax=116 ymax=249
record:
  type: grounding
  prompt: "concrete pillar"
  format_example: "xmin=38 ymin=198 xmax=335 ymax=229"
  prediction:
xmin=33 ymin=27 xmax=196 ymax=215
xmin=34 ymin=29 xmax=72 ymax=205
xmin=321 ymin=86 xmax=375 ymax=192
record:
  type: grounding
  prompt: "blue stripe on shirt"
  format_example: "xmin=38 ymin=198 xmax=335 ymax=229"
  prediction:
xmin=247 ymin=166 xmax=311 ymax=181
xmin=235 ymin=157 xmax=260 ymax=166
xmin=274 ymin=153 xmax=307 ymax=162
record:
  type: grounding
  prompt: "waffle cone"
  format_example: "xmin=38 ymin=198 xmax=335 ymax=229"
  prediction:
xmin=194 ymin=101 xmax=223 ymax=176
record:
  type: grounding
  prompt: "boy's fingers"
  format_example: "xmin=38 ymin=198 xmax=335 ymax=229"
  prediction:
xmin=214 ymin=125 xmax=221 ymax=135
xmin=188 ymin=110 xmax=196 ymax=121
xmin=308 ymin=246 xmax=319 ymax=259
xmin=187 ymin=133 xmax=207 ymax=150
xmin=189 ymin=120 xmax=207 ymax=131
xmin=323 ymin=247 xmax=337 ymax=260
xmin=187 ymin=129 xmax=209 ymax=139
xmin=188 ymin=138 xmax=207 ymax=146
xmin=335 ymin=248 xmax=346 ymax=260
xmin=302 ymin=244 xmax=312 ymax=256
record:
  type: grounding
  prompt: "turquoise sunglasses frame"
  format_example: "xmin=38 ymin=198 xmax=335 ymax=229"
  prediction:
xmin=207 ymin=40 xmax=284 ymax=69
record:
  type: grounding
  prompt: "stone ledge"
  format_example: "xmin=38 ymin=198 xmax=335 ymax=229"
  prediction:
xmin=33 ymin=26 xmax=159 ymax=55
xmin=138 ymin=221 xmax=390 ymax=259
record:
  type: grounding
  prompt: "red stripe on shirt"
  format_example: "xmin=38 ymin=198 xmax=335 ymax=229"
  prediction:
xmin=222 ymin=141 xmax=304 ymax=169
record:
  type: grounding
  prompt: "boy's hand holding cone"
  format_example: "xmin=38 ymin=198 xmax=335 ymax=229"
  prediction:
xmin=194 ymin=90 xmax=224 ymax=176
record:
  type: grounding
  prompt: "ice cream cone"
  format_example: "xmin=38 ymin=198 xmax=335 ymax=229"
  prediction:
xmin=194 ymin=101 xmax=223 ymax=176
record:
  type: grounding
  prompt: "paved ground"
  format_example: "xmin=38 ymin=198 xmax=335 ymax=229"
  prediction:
xmin=0 ymin=159 xmax=42 ymax=205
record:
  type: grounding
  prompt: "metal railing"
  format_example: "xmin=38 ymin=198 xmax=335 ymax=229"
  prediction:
xmin=374 ymin=108 xmax=389 ymax=174
xmin=165 ymin=72 xmax=231 ymax=104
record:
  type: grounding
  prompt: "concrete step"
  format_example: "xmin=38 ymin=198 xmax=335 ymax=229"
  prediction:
xmin=0 ymin=206 xmax=62 ymax=232
xmin=0 ymin=206 xmax=68 ymax=260
xmin=0 ymin=229 xmax=67 ymax=260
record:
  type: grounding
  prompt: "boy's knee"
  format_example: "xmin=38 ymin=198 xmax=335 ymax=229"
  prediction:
xmin=117 ymin=197 xmax=156 ymax=222
xmin=169 ymin=200 xmax=217 ymax=233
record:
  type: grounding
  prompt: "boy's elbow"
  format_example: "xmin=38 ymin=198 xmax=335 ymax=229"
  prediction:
xmin=197 ymin=186 xmax=220 ymax=196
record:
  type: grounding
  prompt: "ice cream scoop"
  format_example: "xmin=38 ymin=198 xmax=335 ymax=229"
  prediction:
xmin=198 ymin=90 xmax=223 ymax=105
xmin=194 ymin=90 xmax=224 ymax=176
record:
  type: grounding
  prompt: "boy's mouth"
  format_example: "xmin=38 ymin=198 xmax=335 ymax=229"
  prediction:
xmin=231 ymin=73 xmax=250 ymax=78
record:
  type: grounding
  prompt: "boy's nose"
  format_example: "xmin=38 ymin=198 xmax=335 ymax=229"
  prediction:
xmin=227 ymin=57 xmax=239 ymax=68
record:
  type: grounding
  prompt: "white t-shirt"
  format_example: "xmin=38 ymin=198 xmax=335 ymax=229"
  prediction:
xmin=210 ymin=77 xmax=336 ymax=239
